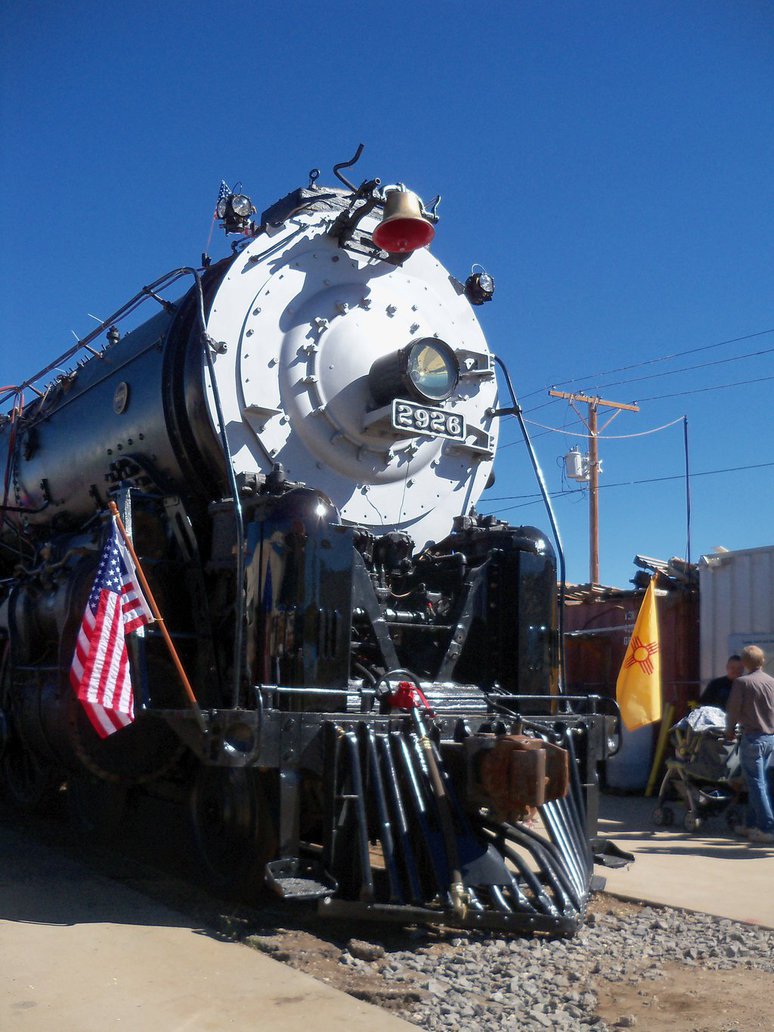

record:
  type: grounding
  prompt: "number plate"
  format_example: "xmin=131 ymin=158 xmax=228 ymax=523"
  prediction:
xmin=391 ymin=400 xmax=466 ymax=441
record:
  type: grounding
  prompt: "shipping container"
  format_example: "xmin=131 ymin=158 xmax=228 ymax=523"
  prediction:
xmin=699 ymin=545 xmax=774 ymax=686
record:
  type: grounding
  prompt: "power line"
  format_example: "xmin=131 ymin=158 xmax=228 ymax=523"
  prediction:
xmin=499 ymin=415 xmax=586 ymax=449
xmin=518 ymin=346 xmax=774 ymax=410
xmin=487 ymin=459 xmax=774 ymax=511
xmin=578 ymin=344 xmax=774 ymax=394
xmin=517 ymin=327 xmax=774 ymax=401
xmin=524 ymin=415 xmax=684 ymax=440
xmin=497 ymin=330 xmax=774 ymax=448
xmin=636 ymin=372 xmax=774 ymax=402
xmin=509 ymin=367 xmax=774 ymax=425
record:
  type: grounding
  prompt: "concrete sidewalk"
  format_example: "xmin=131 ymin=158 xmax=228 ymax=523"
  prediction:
xmin=598 ymin=792 xmax=774 ymax=927
xmin=0 ymin=819 xmax=413 ymax=1032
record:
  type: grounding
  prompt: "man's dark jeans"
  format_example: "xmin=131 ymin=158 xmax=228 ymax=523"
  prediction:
xmin=740 ymin=733 xmax=774 ymax=832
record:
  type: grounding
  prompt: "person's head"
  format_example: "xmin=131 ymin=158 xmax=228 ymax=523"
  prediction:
xmin=726 ymin=655 xmax=744 ymax=680
xmin=741 ymin=645 xmax=766 ymax=672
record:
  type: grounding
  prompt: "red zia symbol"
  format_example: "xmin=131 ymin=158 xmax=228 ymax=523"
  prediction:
xmin=625 ymin=636 xmax=659 ymax=675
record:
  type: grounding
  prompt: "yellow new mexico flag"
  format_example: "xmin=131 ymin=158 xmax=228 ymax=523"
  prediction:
xmin=616 ymin=576 xmax=662 ymax=731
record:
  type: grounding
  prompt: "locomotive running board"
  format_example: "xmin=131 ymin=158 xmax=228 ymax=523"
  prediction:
xmin=317 ymin=720 xmax=599 ymax=937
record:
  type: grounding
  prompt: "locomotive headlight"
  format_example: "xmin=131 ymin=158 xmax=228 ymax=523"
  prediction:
xmin=406 ymin=340 xmax=458 ymax=401
xmin=369 ymin=338 xmax=460 ymax=406
xmin=230 ymin=194 xmax=253 ymax=218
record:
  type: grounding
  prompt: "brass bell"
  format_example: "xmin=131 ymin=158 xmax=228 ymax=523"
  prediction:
xmin=372 ymin=187 xmax=435 ymax=254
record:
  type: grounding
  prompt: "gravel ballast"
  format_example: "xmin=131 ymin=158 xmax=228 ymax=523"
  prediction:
xmin=335 ymin=903 xmax=774 ymax=1030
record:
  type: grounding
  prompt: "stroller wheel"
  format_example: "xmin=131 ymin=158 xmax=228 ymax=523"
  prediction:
xmin=652 ymin=805 xmax=674 ymax=827
xmin=683 ymin=811 xmax=702 ymax=833
xmin=725 ymin=804 xmax=744 ymax=831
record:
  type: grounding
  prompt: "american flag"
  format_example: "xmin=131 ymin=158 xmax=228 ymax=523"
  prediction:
xmin=70 ymin=519 xmax=153 ymax=738
xmin=214 ymin=179 xmax=231 ymax=216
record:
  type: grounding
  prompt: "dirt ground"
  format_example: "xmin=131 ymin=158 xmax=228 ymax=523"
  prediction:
xmin=594 ymin=964 xmax=772 ymax=1032
xmin=589 ymin=897 xmax=773 ymax=1032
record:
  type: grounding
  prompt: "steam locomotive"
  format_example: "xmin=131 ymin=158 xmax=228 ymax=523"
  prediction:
xmin=0 ymin=151 xmax=616 ymax=934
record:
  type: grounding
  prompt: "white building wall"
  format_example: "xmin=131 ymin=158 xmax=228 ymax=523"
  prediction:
xmin=699 ymin=545 xmax=774 ymax=686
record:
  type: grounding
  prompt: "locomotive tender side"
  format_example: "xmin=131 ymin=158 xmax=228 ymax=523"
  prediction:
xmin=0 ymin=159 xmax=616 ymax=934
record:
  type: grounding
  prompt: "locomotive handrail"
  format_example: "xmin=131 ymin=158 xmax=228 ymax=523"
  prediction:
xmin=0 ymin=267 xmax=198 ymax=409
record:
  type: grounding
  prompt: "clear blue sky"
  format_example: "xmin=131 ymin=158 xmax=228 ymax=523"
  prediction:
xmin=2 ymin=1 xmax=772 ymax=586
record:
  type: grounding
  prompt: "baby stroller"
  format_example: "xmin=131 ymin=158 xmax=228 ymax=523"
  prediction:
xmin=652 ymin=706 xmax=744 ymax=833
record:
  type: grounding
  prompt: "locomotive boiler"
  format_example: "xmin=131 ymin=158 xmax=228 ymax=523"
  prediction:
xmin=0 ymin=150 xmax=618 ymax=934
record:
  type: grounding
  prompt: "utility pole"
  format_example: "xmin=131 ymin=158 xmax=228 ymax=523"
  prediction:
xmin=549 ymin=390 xmax=640 ymax=585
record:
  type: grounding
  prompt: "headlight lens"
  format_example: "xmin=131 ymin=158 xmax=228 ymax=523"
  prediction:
xmin=230 ymin=194 xmax=253 ymax=217
xmin=405 ymin=339 xmax=459 ymax=402
xmin=369 ymin=338 xmax=460 ymax=407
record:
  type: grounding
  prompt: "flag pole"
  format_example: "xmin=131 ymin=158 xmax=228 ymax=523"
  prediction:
xmin=108 ymin=501 xmax=207 ymax=732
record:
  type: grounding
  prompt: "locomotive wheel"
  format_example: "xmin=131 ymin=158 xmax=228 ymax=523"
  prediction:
xmin=190 ymin=766 xmax=276 ymax=900
xmin=66 ymin=772 xmax=129 ymax=843
xmin=0 ymin=736 xmax=62 ymax=814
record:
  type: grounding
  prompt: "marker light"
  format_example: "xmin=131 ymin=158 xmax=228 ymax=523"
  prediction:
xmin=464 ymin=269 xmax=495 ymax=305
xmin=230 ymin=194 xmax=253 ymax=217
xmin=216 ymin=191 xmax=256 ymax=233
